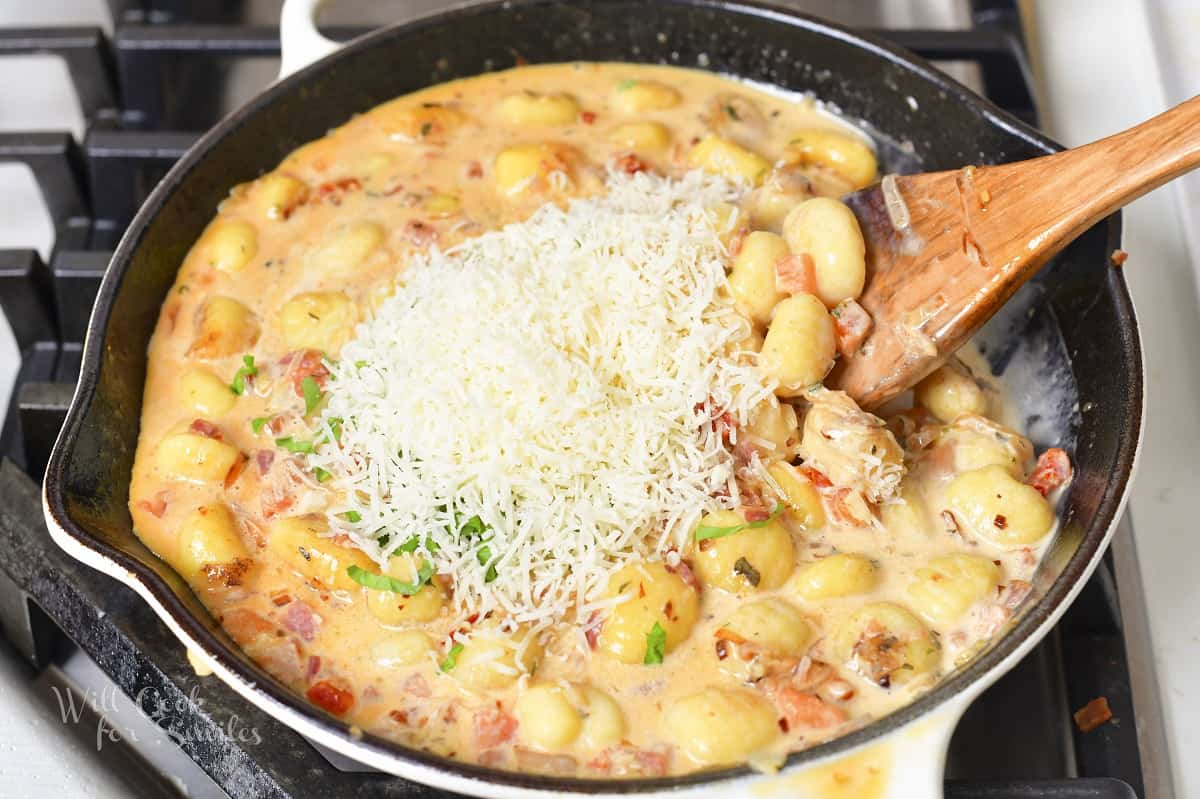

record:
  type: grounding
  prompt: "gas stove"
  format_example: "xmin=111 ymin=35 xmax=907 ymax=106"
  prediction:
xmin=0 ymin=1 xmax=1171 ymax=797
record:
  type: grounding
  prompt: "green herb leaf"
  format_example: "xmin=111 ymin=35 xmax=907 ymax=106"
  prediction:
xmin=457 ymin=513 xmax=487 ymax=538
xmin=617 ymin=79 xmax=636 ymax=91
xmin=229 ymin=355 xmax=258 ymax=396
xmin=301 ymin=376 xmax=322 ymax=415
xmin=477 ymin=545 xmax=498 ymax=583
xmin=327 ymin=417 xmax=343 ymax=444
xmin=341 ymin=510 xmax=362 ymax=523
xmin=733 ymin=557 xmax=761 ymax=587
xmin=354 ymin=360 xmax=368 ymax=369
xmin=275 ymin=436 xmax=315 ymax=454
xmin=313 ymin=466 xmax=331 ymax=483
xmin=250 ymin=416 xmax=269 ymax=435
xmin=440 ymin=642 xmax=464 ymax=673
xmin=724 ymin=103 xmax=740 ymax=121
xmin=397 ymin=535 xmax=421 ymax=554
xmin=644 ymin=621 xmax=667 ymax=665
xmin=694 ymin=504 xmax=783 ymax=542
xmin=345 ymin=560 xmax=434 ymax=596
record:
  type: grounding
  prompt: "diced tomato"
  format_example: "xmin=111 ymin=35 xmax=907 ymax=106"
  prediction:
xmin=799 ymin=466 xmax=833 ymax=490
xmin=188 ymin=419 xmax=222 ymax=439
xmin=1028 ymin=447 xmax=1072 ymax=496
xmin=311 ymin=177 xmax=361 ymax=206
xmin=473 ymin=707 xmax=518 ymax=749
xmin=306 ymin=680 xmax=355 ymax=715
xmin=775 ymin=253 xmax=818 ymax=295
xmin=223 ymin=454 xmax=248 ymax=489
xmin=832 ymin=299 xmax=873 ymax=357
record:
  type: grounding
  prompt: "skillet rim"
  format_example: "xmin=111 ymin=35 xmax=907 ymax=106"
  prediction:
xmin=42 ymin=0 xmax=1143 ymax=791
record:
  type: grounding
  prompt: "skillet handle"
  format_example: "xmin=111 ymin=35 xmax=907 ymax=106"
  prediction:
xmin=279 ymin=0 xmax=341 ymax=79
xmin=749 ymin=692 xmax=973 ymax=799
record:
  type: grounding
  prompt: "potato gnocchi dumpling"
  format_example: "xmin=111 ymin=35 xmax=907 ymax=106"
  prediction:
xmin=834 ymin=602 xmax=940 ymax=687
xmin=129 ymin=62 xmax=1066 ymax=778
xmin=598 ymin=562 xmax=700 ymax=664
xmin=693 ymin=510 xmax=795 ymax=593
xmin=662 ymin=687 xmax=780 ymax=765
xmin=946 ymin=465 xmax=1055 ymax=546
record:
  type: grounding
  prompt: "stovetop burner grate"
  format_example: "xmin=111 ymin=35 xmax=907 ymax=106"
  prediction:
xmin=0 ymin=2 xmax=1153 ymax=796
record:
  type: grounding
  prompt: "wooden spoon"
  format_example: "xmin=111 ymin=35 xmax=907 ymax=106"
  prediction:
xmin=828 ymin=94 xmax=1200 ymax=408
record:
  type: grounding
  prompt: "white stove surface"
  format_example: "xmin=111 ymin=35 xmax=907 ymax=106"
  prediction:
xmin=0 ymin=2 xmax=1196 ymax=797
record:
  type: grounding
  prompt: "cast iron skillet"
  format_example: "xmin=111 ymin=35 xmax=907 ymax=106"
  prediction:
xmin=42 ymin=0 xmax=1142 ymax=795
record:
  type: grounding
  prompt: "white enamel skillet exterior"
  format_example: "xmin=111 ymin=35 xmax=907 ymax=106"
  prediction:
xmin=41 ymin=0 xmax=1145 ymax=796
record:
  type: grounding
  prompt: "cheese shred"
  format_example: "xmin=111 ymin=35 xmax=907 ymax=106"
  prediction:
xmin=313 ymin=170 xmax=776 ymax=625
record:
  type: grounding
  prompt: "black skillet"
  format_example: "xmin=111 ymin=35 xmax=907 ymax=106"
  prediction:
xmin=42 ymin=0 xmax=1142 ymax=795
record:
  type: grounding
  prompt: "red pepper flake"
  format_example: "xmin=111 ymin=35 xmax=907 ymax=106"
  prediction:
xmin=137 ymin=490 xmax=170 ymax=519
xmin=389 ymin=709 xmax=410 ymax=725
xmin=1029 ymin=448 xmax=1072 ymax=497
xmin=1110 ymin=249 xmax=1128 ymax=267
xmin=778 ymin=717 xmax=790 ymax=733
xmin=224 ymin=454 xmax=248 ymax=489
xmin=466 ymin=161 xmax=483 ymax=179
xmin=271 ymin=592 xmax=293 ymax=607
xmin=614 ymin=153 xmax=649 ymax=174
xmin=993 ymin=514 xmax=1008 ymax=530
xmin=1074 ymin=697 xmax=1113 ymax=732
xmin=580 ymin=110 xmax=596 ymax=124
xmin=306 ymin=680 xmax=354 ymax=715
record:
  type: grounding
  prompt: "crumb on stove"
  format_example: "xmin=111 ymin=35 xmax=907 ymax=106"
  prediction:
xmin=1110 ymin=249 xmax=1129 ymax=267
xmin=1074 ymin=696 xmax=1113 ymax=732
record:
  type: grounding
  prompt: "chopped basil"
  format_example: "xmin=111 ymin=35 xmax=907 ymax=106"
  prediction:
xmin=313 ymin=466 xmax=331 ymax=483
xmin=395 ymin=535 xmax=440 ymax=555
xmin=477 ymin=545 xmax=498 ymax=583
xmin=341 ymin=510 xmax=362 ymax=523
xmin=440 ymin=642 xmax=464 ymax=673
xmin=250 ymin=416 xmax=269 ymax=435
xmin=693 ymin=504 xmax=783 ymax=542
xmin=275 ymin=436 xmax=315 ymax=454
xmin=724 ymin=103 xmax=740 ymax=121
xmin=457 ymin=513 xmax=487 ymax=538
xmin=328 ymin=417 xmax=343 ymax=444
xmin=617 ymin=79 xmax=636 ymax=91
xmin=301 ymin=376 xmax=322 ymax=415
xmin=354 ymin=360 xmax=368 ymax=369
xmin=644 ymin=621 xmax=667 ymax=665
xmin=229 ymin=355 xmax=258 ymax=395
xmin=345 ymin=560 xmax=434 ymax=596
xmin=733 ymin=557 xmax=761 ymax=587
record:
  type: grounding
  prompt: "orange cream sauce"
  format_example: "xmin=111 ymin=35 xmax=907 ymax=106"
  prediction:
xmin=128 ymin=63 xmax=1062 ymax=778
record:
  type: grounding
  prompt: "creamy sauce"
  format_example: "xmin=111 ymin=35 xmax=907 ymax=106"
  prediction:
xmin=127 ymin=63 xmax=1068 ymax=778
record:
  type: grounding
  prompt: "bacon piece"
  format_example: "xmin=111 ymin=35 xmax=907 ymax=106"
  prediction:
xmin=1029 ymin=448 xmax=1072 ymax=496
xmin=307 ymin=680 xmax=354 ymax=715
xmin=255 ymin=449 xmax=275 ymax=475
xmin=188 ymin=419 xmax=222 ymax=439
xmin=403 ymin=673 xmax=432 ymax=698
xmin=473 ymin=707 xmax=518 ymax=749
xmin=1074 ymin=697 xmax=1112 ymax=732
xmin=775 ymin=253 xmax=818 ymax=295
xmin=587 ymin=745 xmax=668 ymax=777
xmin=137 ymin=490 xmax=170 ymax=519
xmin=665 ymin=559 xmax=700 ymax=592
xmin=743 ymin=506 xmax=772 ymax=522
xmin=221 ymin=608 xmax=276 ymax=645
xmin=306 ymin=655 xmax=321 ymax=680
xmin=311 ymin=177 xmax=361 ymax=206
xmin=584 ymin=610 xmax=602 ymax=650
xmin=614 ymin=153 xmax=649 ymax=174
xmin=763 ymin=681 xmax=848 ymax=730
xmin=282 ymin=601 xmax=322 ymax=642
xmin=287 ymin=349 xmax=330 ymax=396
xmin=832 ymin=299 xmax=873 ymax=357
xmin=515 ymin=748 xmax=577 ymax=774
xmin=404 ymin=219 xmax=438 ymax=247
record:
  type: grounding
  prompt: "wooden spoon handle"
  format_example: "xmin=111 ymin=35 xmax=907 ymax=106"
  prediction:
xmin=997 ymin=93 xmax=1200 ymax=261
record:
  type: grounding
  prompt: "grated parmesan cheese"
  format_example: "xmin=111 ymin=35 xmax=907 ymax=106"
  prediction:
xmin=312 ymin=170 xmax=777 ymax=626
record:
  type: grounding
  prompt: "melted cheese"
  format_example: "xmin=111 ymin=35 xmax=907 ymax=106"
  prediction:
xmin=312 ymin=170 xmax=776 ymax=626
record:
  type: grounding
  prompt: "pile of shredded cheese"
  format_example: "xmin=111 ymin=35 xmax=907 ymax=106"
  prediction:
xmin=313 ymin=170 xmax=777 ymax=626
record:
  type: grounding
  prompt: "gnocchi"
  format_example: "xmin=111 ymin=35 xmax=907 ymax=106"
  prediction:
xmin=278 ymin=291 xmax=357 ymax=353
xmin=727 ymin=230 xmax=789 ymax=325
xmin=662 ymin=688 xmax=779 ymax=765
xmin=782 ymin=197 xmax=867 ymax=307
xmin=174 ymin=504 xmax=249 ymax=586
xmin=945 ymin=465 xmax=1055 ymax=546
xmin=597 ymin=562 xmax=700 ymax=664
xmin=758 ymin=293 xmax=837 ymax=393
xmin=189 ymin=296 xmax=259 ymax=358
xmin=834 ymin=602 xmax=940 ymax=687
xmin=786 ymin=129 xmax=878 ymax=190
xmin=197 ymin=219 xmax=258 ymax=273
xmin=792 ymin=554 xmax=878 ymax=601
xmin=908 ymin=553 xmax=1003 ymax=625
xmin=155 ymin=430 xmax=240 ymax=483
xmin=498 ymin=91 xmax=580 ymax=126
xmin=693 ymin=510 xmax=795 ymax=593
